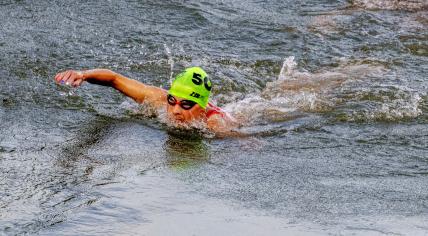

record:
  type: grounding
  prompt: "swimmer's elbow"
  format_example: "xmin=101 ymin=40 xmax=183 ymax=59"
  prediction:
xmin=83 ymin=69 xmax=119 ymax=87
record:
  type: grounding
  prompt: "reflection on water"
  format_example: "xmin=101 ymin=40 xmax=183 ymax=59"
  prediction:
xmin=164 ymin=133 xmax=210 ymax=170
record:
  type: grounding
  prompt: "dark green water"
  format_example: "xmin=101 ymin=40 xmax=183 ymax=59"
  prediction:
xmin=1 ymin=0 xmax=427 ymax=235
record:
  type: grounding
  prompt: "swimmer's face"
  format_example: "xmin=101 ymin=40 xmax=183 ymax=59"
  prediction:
xmin=166 ymin=94 xmax=205 ymax=123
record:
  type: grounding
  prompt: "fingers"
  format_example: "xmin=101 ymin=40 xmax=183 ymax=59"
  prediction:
xmin=55 ymin=70 xmax=70 ymax=84
xmin=72 ymin=78 xmax=83 ymax=87
xmin=63 ymin=71 xmax=74 ymax=85
xmin=55 ymin=70 xmax=84 ymax=87
xmin=55 ymin=71 xmax=66 ymax=83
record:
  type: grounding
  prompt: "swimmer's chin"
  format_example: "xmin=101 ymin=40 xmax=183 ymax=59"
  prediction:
xmin=167 ymin=117 xmax=188 ymax=127
xmin=167 ymin=118 xmax=207 ymax=130
xmin=171 ymin=118 xmax=185 ymax=124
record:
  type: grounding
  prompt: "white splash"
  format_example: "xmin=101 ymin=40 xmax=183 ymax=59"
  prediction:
xmin=164 ymin=43 xmax=174 ymax=85
xmin=223 ymin=56 xmax=396 ymax=125
xmin=278 ymin=56 xmax=297 ymax=81
xmin=352 ymin=0 xmax=428 ymax=11
xmin=348 ymin=86 xmax=424 ymax=122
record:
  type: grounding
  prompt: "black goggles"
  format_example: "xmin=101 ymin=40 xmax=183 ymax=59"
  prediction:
xmin=167 ymin=94 xmax=197 ymax=110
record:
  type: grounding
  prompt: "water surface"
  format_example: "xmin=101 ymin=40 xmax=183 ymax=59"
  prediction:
xmin=0 ymin=0 xmax=427 ymax=235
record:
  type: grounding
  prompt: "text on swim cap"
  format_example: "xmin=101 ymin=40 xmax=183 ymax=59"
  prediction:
xmin=192 ymin=73 xmax=212 ymax=91
xmin=190 ymin=92 xmax=201 ymax=98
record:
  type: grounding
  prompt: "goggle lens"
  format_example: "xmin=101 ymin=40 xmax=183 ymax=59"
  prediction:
xmin=167 ymin=94 xmax=196 ymax=110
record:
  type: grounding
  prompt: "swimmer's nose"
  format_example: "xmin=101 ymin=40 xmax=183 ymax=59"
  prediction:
xmin=172 ymin=104 xmax=182 ymax=115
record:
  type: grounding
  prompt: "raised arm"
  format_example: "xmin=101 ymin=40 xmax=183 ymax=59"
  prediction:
xmin=54 ymin=69 xmax=167 ymax=107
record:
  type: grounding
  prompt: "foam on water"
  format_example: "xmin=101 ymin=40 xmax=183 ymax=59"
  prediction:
xmin=337 ymin=85 xmax=424 ymax=122
xmin=370 ymin=92 xmax=422 ymax=120
xmin=222 ymin=56 xmax=425 ymax=127
xmin=351 ymin=0 xmax=428 ymax=11
xmin=223 ymin=56 xmax=327 ymax=125
xmin=224 ymin=57 xmax=378 ymax=124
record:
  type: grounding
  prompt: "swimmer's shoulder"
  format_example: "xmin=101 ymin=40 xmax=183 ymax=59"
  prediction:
xmin=206 ymin=102 xmax=238 ymax=133
xmin=139 ymin=86 xmax=168 ymax=109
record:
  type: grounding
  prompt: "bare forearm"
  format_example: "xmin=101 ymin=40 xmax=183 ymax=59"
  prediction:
xmin=82 ymin=69 xmax=149 ymax=102
xmin=82 ymin=69 xmax=121 ymax=87
xmin=55 ymin=69 xmax=166 ymax=106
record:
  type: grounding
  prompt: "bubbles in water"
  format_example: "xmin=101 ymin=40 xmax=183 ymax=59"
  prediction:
xmin=58 ymin=83 xmax=78 ymax=97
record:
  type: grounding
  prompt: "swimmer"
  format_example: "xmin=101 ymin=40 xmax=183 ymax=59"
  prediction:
xmin=54 ymin=67 xmax=237 ymax=134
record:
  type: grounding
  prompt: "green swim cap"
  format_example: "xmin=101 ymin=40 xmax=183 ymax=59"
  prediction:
xmin=169 ymin=67 xmax=212 ymax=109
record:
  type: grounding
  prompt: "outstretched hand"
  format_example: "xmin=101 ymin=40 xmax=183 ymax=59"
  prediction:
xmin=54 ymin=70 xmax=84 ymax=87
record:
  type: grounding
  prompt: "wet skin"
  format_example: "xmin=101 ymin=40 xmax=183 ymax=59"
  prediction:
xmin=54 ymin=69 xmax=237 ymax=134
xmin=166 ymin=95 xmax=206 ymax=123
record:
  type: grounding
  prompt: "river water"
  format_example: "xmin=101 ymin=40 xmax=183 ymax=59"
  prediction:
xmin=1 ymin=0 xmax=427 ymax=235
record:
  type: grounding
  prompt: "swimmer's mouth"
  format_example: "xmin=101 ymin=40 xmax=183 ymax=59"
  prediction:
xmin=173 ymin=117 xmax=185 ymax=122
